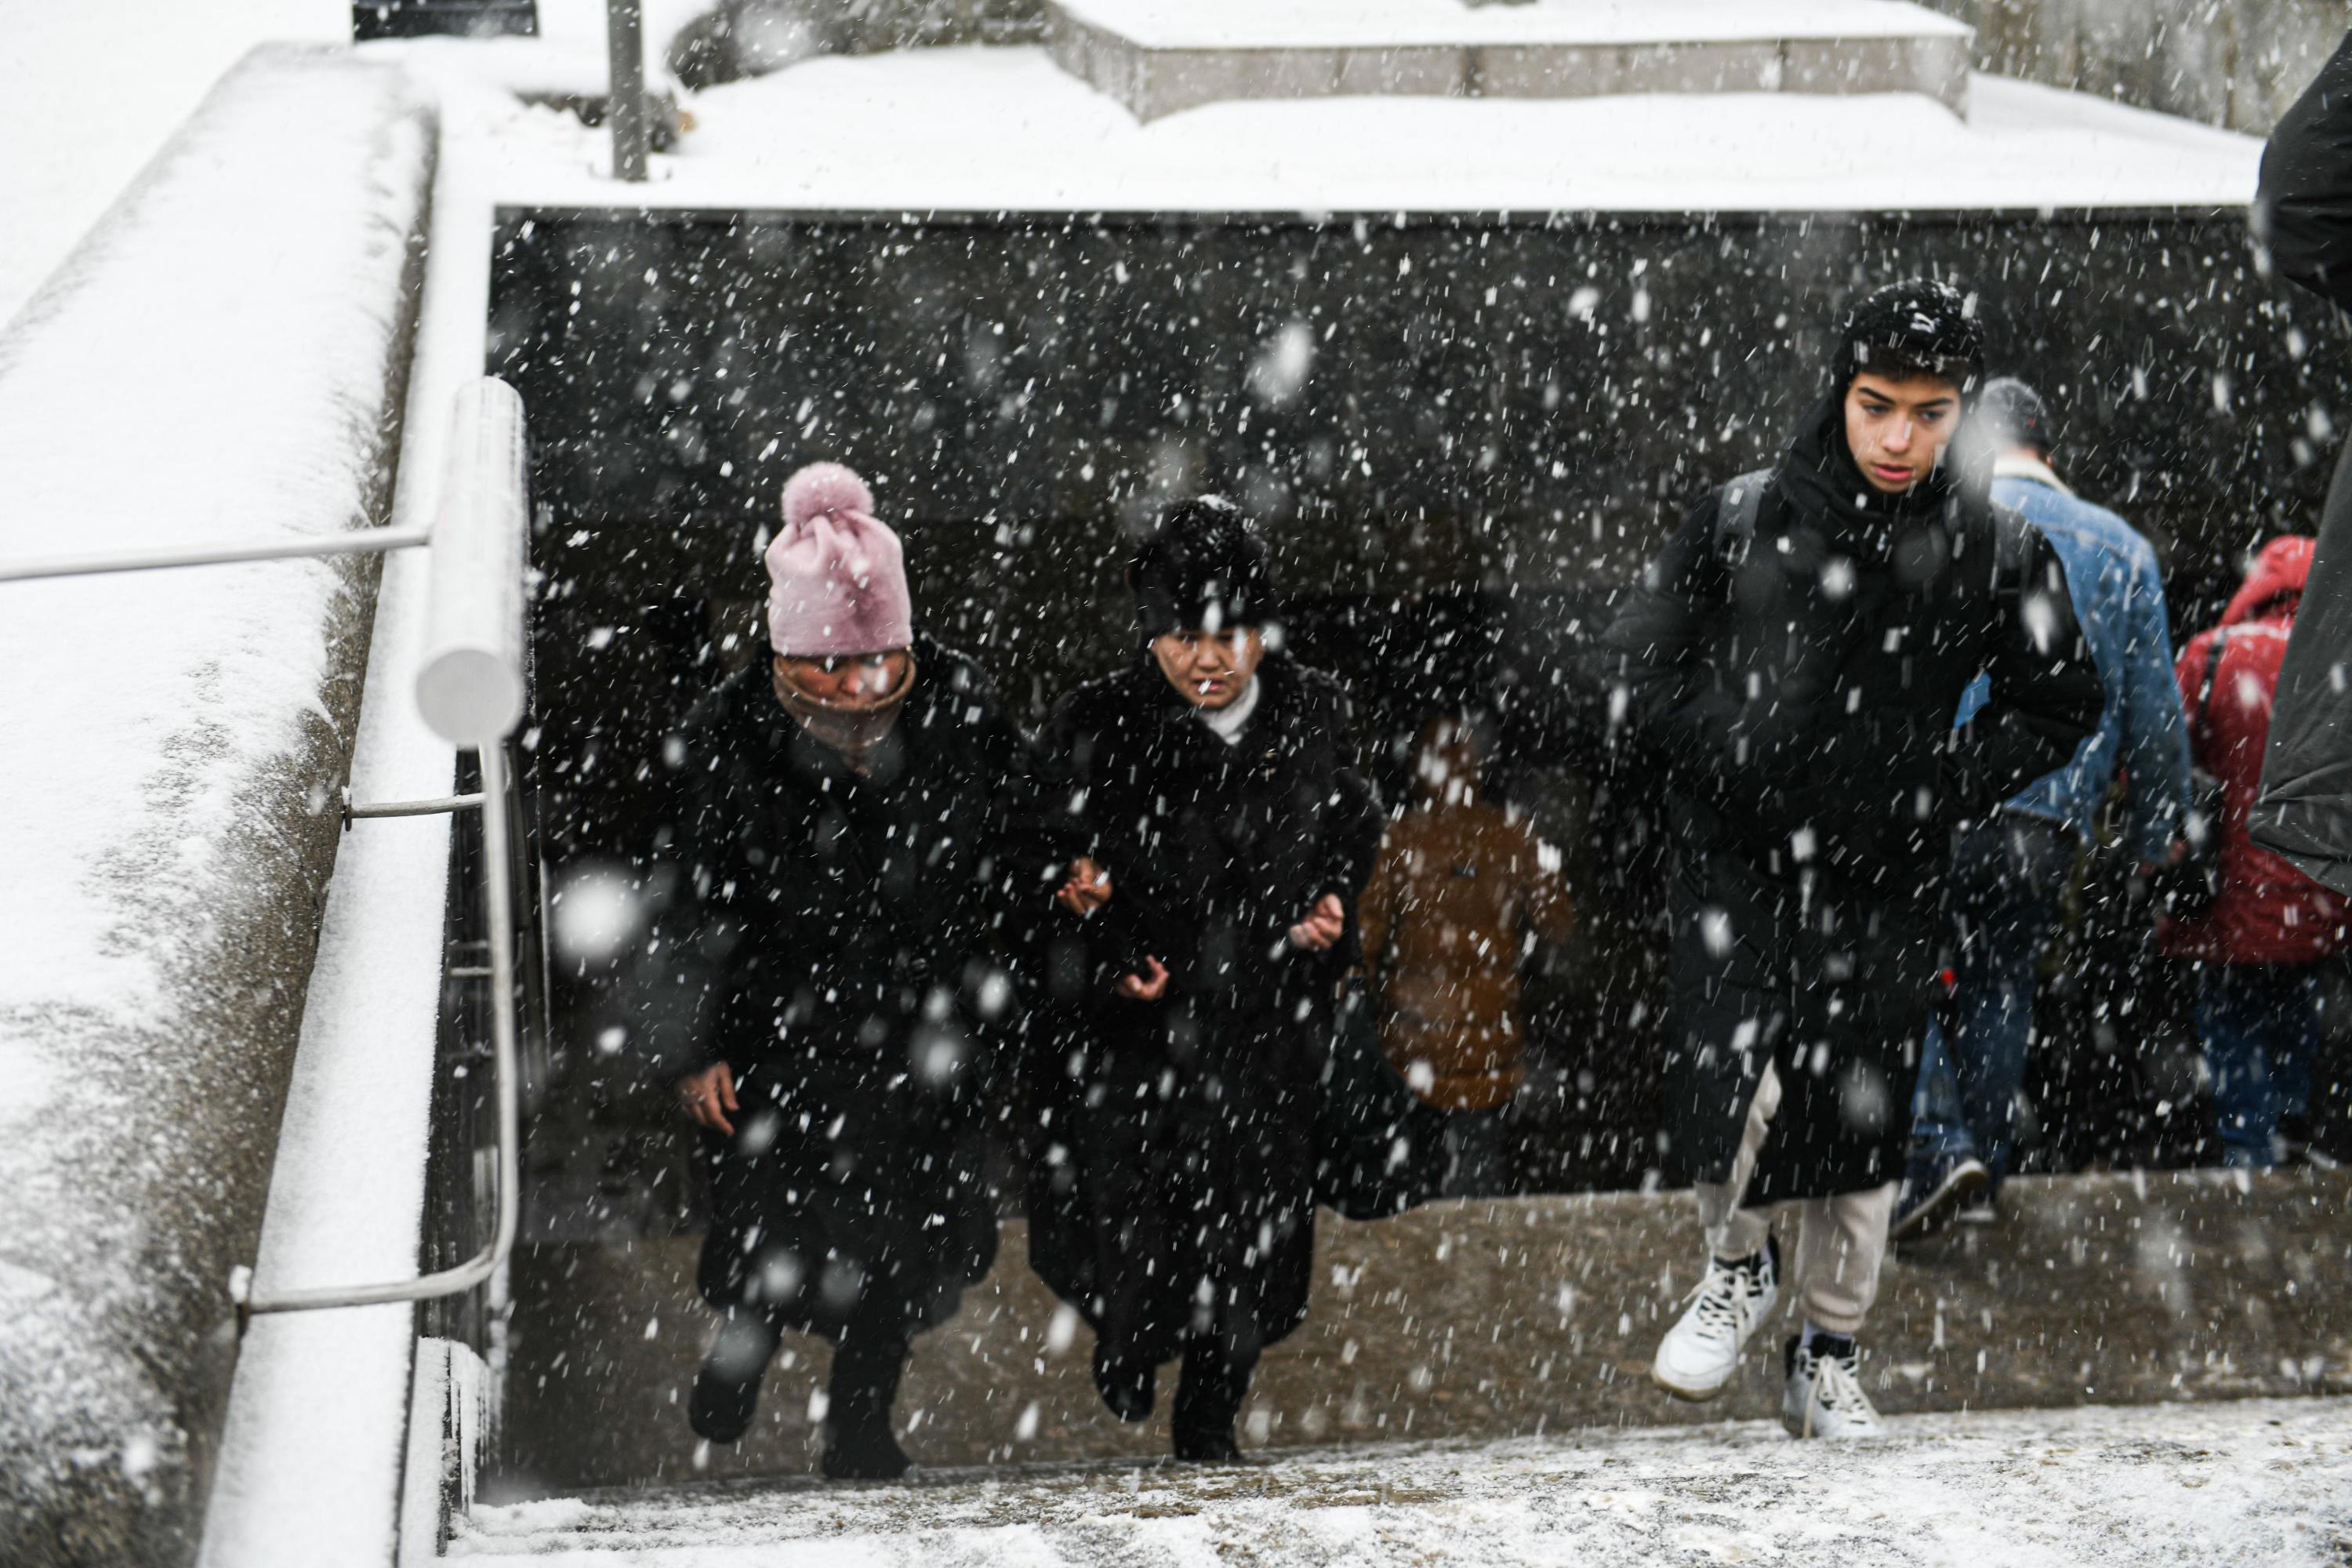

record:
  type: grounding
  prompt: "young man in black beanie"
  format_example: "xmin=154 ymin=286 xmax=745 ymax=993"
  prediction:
xmin=1027 ymin=495 xmax=1382 ymax=1462
xmin=1594 ymin=280 xmax=2103 ymax=1437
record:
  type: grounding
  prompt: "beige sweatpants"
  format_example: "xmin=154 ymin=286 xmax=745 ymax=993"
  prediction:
xmin=1692 ymin=1062 xmax=1896 ymax=1336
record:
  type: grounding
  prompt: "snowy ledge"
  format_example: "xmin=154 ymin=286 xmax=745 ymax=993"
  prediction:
xmin=0 ymin=45 xmax=433 ymax=1563
xmin=448 ymin=46 xmax=2261 ymax=216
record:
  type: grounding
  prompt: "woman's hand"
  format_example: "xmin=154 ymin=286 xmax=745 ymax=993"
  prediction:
xmin=1287 ymin=893 xmax=1346 ymax=952
xmin=1056 ymin=855 xmax=1113 ymax=916
xmin=1116 ymin=956 xmax=1171 ymax=1002
xmin=677 ymin=1061 xmax=739 ymax=1135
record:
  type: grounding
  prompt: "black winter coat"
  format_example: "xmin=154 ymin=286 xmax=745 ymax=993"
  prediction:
xmin=2251 ymin=31 xmax=2352 ymax=897
xmin=1025 ymin=652 xmax=1382 ymax=1367
xmin=1595 ymin=405 xmax=2103 ymax=1198
xmin=633 ymin=632 xmax=1053 ymax=1341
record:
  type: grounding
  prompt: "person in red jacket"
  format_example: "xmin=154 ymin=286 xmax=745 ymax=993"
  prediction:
xmin=2160 ymin=536 xmax=2351 ymax=1166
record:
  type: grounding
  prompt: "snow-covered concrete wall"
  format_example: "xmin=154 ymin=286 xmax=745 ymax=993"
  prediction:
xmin=1930 ymin=0 xmax=2349 ymax=132
xmin=0 ymin=45 xmax=434 ymax=1568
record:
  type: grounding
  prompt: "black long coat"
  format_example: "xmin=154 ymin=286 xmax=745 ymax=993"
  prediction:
xmin=2250 ymin=31 xmax=2352 ymax=897
xmin=633 ymin=632 xmax=1052 ymax=1341
xmin=1025 ymin=652 xmax=1382 ymax=1367
xmin=1595 ymin=406 xmax=2103 ymax=1200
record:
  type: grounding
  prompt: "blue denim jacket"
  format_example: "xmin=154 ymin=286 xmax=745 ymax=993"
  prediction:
xmin=1955 ymin=463 xmax=2190 ymax=859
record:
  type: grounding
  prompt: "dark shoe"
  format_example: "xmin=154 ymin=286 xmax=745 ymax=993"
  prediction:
xmin=2278 ymin=1114 xmax=2325 ymax=1170
xmin=1171 ymin=1338 xmax=1255 ymax=1465
xmin=1890 ymin=1152 xmax=1989 ymax=1242
xmin=1093 ymin=1344 xmax=1157 ymax=1423
xmin=1171 ymin=1424 xmax=1245 ymax=1464
xmin=822 ymin=1330 xmax=913 ymax=1481
xmin=688 ymin=1312 xmax=782 ymax=1444
xmin=821 ymin=1421 xmax=911 ymax=1481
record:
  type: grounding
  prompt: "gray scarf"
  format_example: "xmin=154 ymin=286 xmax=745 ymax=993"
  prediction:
xmin=771 ymin=656 xmax=916 ymax=775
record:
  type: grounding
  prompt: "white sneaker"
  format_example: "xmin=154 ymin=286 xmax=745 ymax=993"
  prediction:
xmin=1782 ymin=1336 xmax=1883 ymax=1439
xmin=1650 ymin=1236 xmax=1778 ymax=1401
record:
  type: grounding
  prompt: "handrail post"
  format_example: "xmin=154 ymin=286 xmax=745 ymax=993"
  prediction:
xmin=238 ymin=376 xmax=533 ymax=1323
xmin=607 ymin=0 xmax=649 ymax=182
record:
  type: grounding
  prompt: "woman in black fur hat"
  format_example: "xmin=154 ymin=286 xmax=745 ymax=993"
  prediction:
xmin=1026 ymin=495 xmax=1382 ymax=1462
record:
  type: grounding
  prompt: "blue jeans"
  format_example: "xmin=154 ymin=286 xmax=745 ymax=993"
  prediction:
xmin=2199 ymin=964 xmax=2324 ymax=1167
xmin=1912 ymin=815 xmax=2071 ymax=1185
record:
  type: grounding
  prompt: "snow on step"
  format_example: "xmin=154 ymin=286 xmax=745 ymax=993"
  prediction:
xmin=448 ymin=1397 xmax=2352 ymax=1565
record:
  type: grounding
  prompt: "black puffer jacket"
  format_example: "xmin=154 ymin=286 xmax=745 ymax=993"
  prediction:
xmin=1600 ymin=402 xmax=2100 ymax=875
xmin=1025 ymin=652 xmax=1383 ymax=1367
xmin=632 ymin=632 xmax=1054 ymax=1339
xmin=2250 ymin=30 xmax=2352 ymax=897
xmin=1595 ymin=401 xmax=2103 ymax=1196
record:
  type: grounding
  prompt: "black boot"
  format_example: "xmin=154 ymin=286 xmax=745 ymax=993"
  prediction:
xmin=688 ymin=1309 xmax=783 ymax=1444
xmin=822 ymin=1327 xmax=913 ymax=1481
xmin=1171 ymin=1338 xmax=1256 ymax=1464
xmin=1092 ymin=1339 xmax=1158 ymax=1423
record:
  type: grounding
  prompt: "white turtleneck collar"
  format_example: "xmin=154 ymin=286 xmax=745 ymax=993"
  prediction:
xmin=1196 ymin=675 xmax=1261 ymax=746
xmin=1992 ymin=452 xmax=2074 ymax=496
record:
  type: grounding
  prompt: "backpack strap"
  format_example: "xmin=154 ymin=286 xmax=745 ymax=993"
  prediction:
xmin=2192 ymin=626 xmax=2230 ymax=735
xmin=1714 ymin=468 xmax=1777 ymax=564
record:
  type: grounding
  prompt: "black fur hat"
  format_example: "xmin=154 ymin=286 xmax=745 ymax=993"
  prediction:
xmin=1832 ymin=279 xmax=1987 ymax=396
xmin=1128 ymin=495 xmax=1276 ymax=636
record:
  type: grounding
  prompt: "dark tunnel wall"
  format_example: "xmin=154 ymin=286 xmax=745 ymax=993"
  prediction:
xmin=488 ymin=205 xmax=2352 ymax=1216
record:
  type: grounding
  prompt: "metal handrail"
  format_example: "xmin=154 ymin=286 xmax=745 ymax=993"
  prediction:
xmin=342 ymin=786 xmax=487 ymax=826
xmin=237 ymin=743 xmax=521 ymax=1323
xmin=0 ymin=526 xmax=431 ymax=583
xmin=1 ymin=376 xmax=535 ymax=1330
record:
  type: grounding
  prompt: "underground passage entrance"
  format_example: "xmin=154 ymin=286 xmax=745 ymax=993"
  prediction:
xmin=470 ymin=204 xmax=2352 ymax=1492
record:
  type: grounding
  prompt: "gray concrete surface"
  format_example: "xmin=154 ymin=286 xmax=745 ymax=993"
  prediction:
xmin=455 ymin=1396 xmax=2352 ymax=1565
xmin=1928 ymin=0 xmax=2350 ymax=134
xmin=1042 ymin=3 xmax=1973 ymax=122
xmin=492 ymin=1168 xmax=2352 ymax=1498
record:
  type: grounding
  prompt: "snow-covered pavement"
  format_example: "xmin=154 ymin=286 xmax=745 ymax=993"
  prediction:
xmin=449 ymin=1396 xmax=2352 ymax=1566
xmin=0 ymin=0 xmax=348 ymax=328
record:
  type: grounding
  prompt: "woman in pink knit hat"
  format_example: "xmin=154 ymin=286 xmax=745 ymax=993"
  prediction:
xmin=629 ymin=463 xmax=1052 ymax=1478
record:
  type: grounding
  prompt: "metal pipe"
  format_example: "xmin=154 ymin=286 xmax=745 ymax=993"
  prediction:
xmin=241 ymin=744 xmax=521 ymax=1321
xmin=0 ymin=527 xmax=429 ymax=584
xmin=605 ymin=0 xmax=649 ymax=182
xmin=416 ymin=379 xmax=530 ymax=746
xmin=344 ymin=790 xmax=487 ymax=822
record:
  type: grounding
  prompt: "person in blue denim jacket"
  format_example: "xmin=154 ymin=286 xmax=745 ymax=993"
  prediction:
xmin=1893 ymin=378 xmax=2192 ymax=1237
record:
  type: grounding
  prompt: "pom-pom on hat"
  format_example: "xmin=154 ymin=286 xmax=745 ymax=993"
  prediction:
xmin=765 ymin=462 xmax=913 ymax=657
xmin=1128 ymin=495 xmax=1276 ymax=637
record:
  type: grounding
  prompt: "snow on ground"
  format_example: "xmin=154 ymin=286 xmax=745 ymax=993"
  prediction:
xmin=0 ymin=0 xmax=715 ymax=330
xmin=637 ymin=47 xmax=2259 ymax=213
xmin=0 ymin=37 xmax=430 ymax=1544
xmin=448 ymin=1396 xmax=2352 ymax=1566
xmin=0 ymin=0 xmax=348 ymax=329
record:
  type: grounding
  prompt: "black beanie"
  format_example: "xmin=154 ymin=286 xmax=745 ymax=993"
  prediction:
xmin=1128 ymin=495 xmax=1276 ymax=636
xmin=1832 ymin=279 xmax=1987 ymax=396
xmin=1973 ymin=376 xmax=2055 ymax=452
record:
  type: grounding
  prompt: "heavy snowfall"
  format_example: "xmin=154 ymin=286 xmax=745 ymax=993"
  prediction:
xmin=2 ymin=4 xmax=2350 ymax=1567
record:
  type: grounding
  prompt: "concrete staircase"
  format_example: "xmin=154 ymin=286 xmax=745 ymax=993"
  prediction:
xmin=488 ymin=1168 xmax=2352 ymax=1498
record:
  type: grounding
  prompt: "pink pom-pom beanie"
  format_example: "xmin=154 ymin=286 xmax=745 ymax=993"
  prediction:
xmin=764 ymin=463 xmax=913 ymax=656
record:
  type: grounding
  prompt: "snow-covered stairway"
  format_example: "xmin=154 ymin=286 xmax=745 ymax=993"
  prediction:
xmin=448 ymin=1396 xmax=2352 ymax=1565
xmin=484 ymin=1170 xmax=2352 ymax=1501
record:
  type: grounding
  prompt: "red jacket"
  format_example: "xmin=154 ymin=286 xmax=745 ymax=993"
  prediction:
xmin=2161 ymin=536 xmax=2352 ymax=964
